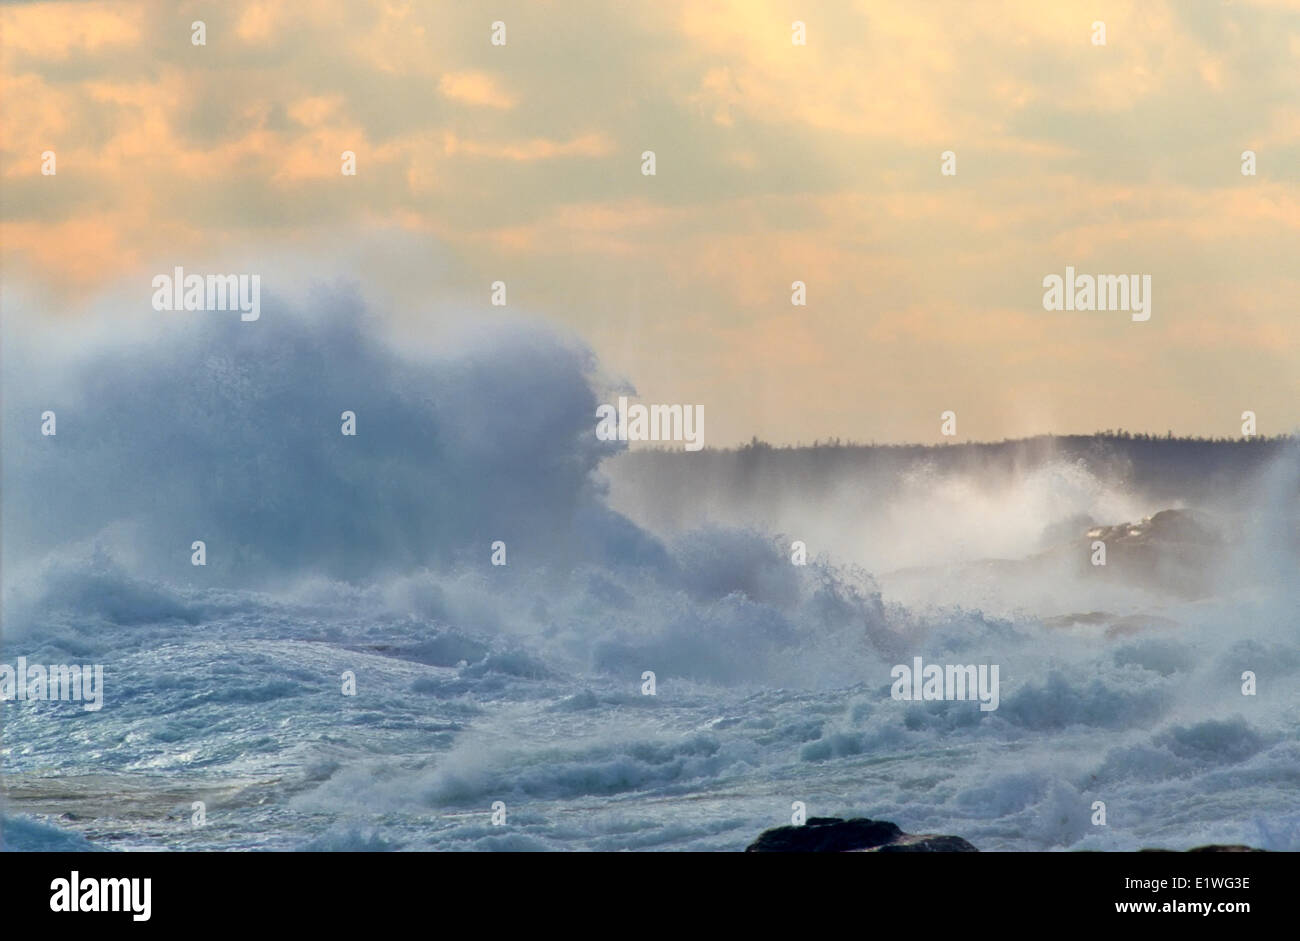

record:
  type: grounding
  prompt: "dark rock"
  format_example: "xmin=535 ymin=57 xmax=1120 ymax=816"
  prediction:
xmin=746 ymin=817 xmax=900 ymax=852
xmin=1139 ymin=844 xmax=1267 ymax=853
xmin=745 ymin=816 xmax=976 ymax=852
xmin=869 ymin=834 xmax=979 ymax=853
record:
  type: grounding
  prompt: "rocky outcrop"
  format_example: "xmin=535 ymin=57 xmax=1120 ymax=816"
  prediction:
xmin=873 ymin=834 xmax=981 ymax=852
xmin=745 ymin=817 xmax=1269 ymax=852
xmin=745 ymin=817 xmax=978 ymax=853
xmin=1075 ymin=508 xmax=1225 ymax=599
xmin=1140 ymin=845 xmax=1267 ymax=853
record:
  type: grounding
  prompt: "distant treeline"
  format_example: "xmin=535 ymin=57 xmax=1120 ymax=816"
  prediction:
xmin=722 ymin=431 xmax=1296 ymax=452
xmin=614 ymin=433 xmax=1299 ymax=510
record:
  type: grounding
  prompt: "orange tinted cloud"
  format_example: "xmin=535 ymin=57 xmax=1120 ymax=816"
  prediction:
xmin=2 ymin=0 xmax=1297 ymax=441
xmin=439 ymin=71 xmax=517 ymax=109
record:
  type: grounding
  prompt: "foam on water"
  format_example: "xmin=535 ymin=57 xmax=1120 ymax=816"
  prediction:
xmin=2 ymin=290 xmax=1297 ymax=851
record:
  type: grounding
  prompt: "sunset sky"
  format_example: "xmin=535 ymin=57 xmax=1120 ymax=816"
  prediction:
xmin=4 ymin=0 xmax=1298 ymax=445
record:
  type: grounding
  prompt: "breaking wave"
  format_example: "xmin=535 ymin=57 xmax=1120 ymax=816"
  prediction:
xmin=2 ymin=287 xmax=1297 ymax=851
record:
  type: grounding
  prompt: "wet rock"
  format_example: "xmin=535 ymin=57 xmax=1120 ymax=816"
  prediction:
xmin=745 ymin=816 xmax=977 ymax=852
xmin=1139 ymin=845 xmax=1267 ymax=853
xmin=868 ymin=834 xmax=980 ymax=853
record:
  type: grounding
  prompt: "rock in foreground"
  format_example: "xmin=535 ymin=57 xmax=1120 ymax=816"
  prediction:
xmin=1140 ymin=845 xmax=1267 ymax=853
xmin=745 ymin=817 xmax=978 ymax=853
xmin=744 ymin=817 xmax=1269 ymax=852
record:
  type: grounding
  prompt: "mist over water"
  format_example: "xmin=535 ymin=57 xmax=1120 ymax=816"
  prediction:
xmin=3 ymin=293 xmax=1298 ymax=852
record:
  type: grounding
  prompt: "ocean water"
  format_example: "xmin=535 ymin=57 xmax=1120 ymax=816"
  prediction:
xmin=3 ymin=298 xmax=1298 ymax=852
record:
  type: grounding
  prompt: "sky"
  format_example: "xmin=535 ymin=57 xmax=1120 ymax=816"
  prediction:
xmin=3 ymin=0 xmax=1298 ymax=446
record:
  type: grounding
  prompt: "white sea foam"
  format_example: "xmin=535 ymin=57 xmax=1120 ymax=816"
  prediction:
xmin=2 ymin=288 xmax=1296 ymax=852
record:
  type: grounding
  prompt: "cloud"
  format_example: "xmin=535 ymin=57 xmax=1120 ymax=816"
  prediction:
xmin=439 ymin=71 xmax=517 ymax=110
xmin=2 ymin=0 xmax=1297 ymax=442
